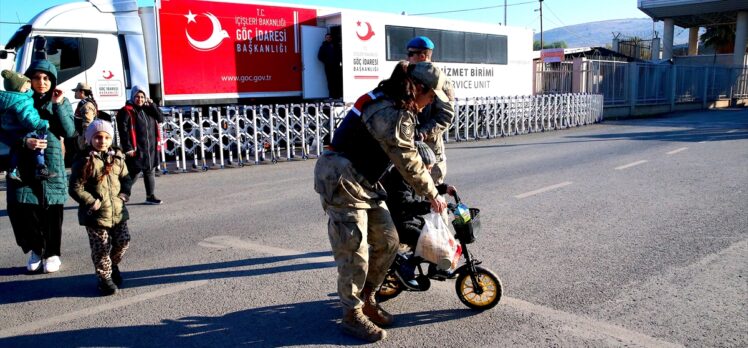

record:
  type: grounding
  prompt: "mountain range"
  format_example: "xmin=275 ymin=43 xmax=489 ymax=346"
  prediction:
xmin=533 ymin=18 xmax=704 ymax=48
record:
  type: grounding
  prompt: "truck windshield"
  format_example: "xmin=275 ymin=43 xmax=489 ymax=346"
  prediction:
xmin=5 ymin=25 xmax=31 ymax=50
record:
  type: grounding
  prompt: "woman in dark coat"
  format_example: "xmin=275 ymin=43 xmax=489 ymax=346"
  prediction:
xmin=116 ymin=86 xmax=164 ymax=204
xmin=5 ymin=59 xmax=76 ymax=273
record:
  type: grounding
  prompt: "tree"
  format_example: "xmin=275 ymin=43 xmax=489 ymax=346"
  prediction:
xmin=534 ymin=40 xmax=568 ymax=51
xmin=700 ymin=25 xmax=736 ymax=54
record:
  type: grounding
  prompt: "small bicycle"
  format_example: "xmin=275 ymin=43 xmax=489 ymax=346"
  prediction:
xmin=377 ymin=190 xmax=503 ymax=310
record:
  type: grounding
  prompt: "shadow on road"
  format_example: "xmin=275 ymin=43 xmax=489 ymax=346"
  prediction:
xmin=0 ymin=299 xmax=480 ymax=346
xmin=0 ymin=251 xmax=334 ymax=305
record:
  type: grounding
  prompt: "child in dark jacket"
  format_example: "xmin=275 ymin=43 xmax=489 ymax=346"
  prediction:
xmin=0 ymin=69 xmax=53 ymax=181
xmin=68 ymin=119 xmax=133 ymax=296
xmin=381 ymin=141 xmax=454 ymax=287
xmin=382 ymin=141 xmax=453 ymax=248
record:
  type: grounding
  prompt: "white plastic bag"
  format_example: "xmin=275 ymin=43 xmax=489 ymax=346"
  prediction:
xmin=414 ymin=212 xmax=459 ymax=269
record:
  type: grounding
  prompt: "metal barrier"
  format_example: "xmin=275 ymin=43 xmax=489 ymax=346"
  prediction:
xmin=452 ymin=94 xmax=604 ymax=141
xmin=536 ymin=59 xmax=748 ymax=111
xmin=148 ymin=94 xmax=603 ymax=173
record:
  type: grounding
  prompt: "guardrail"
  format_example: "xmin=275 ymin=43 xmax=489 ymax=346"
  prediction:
xmin=138 ymin=93 xmax=603 ymax=173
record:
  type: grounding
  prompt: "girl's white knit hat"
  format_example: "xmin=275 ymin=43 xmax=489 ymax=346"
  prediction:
xmin=85 ymin=119 xmax=114 ymax=144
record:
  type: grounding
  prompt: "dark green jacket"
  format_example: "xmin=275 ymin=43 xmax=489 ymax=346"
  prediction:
xmin=7 ymin=60 xmax=76 ymax=206
xmin=69 ymin=148 xmax=132 ymax=228
xmin=0 ymin=90 xmax=49 ymax=135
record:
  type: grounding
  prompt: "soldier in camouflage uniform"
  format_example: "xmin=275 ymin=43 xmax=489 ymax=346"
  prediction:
xmin=72 ymin=82 xmax=99 ymax=152
xmin=314 ymin=61 xmax=448 ymax=342
xmin=406 ymin=36 xmax=455 ymax=185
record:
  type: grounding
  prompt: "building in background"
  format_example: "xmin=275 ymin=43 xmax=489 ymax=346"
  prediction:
xmin=637 ymin=0 xmax=747 ymax=66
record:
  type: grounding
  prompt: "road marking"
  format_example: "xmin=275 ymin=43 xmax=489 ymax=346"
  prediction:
xmin=0 ymin=237 xmax=332 ymax=338
xmin=503 ymin=297 xmax=684 ymax=347
xmin=666 ymin=147 xmax=688 ymax=155
xmin=515 ymin=181 xmax=573 ymax=199
xmin=199 ymin=236 xmax=332 ymax=264
xmin=0 ymin=280 xmax=209 ymax=339
xmin=614 ymin=160 xmax=648 ymax=170
xmin=201 ymin=235 xmax=686 ymax=347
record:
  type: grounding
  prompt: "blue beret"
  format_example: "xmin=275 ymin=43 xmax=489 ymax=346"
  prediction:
xmin=407 ymin=36 xmax=434 ymax=50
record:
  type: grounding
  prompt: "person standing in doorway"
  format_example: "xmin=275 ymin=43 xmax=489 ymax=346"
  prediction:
xmin=406 ymin=36 xmax=455 ymax=185
xmin=116 ymin=86 xmax=164 ymax=205
xmin=318 ymin=33 xmax=343 ymax=99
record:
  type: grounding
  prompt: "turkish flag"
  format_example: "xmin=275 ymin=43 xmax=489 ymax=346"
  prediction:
xmin=158 ymin=0 xmax=317 ymax=98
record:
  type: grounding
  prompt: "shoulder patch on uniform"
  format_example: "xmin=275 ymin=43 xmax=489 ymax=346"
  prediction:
xmin=398 ymin=111 xmax=415 ymax=141
xmin=401 ymin=121 xmax=414 ymax=139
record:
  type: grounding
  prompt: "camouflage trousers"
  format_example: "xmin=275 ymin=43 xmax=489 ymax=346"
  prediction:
xmin=326 ymin=203 xmax=399 ymax=310
xmin=314 ymin=151 xmax=399 ymax=309
xmin=86 ymin=222 xmax=130 ymax=281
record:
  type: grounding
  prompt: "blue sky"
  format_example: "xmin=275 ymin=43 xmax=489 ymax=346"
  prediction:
xmin=0 ymin=0 xmax=649 ymax=45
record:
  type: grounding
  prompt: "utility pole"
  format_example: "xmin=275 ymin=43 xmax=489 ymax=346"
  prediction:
xmin=539 ymin=0 xmax=544 ymax=49
xmin=504 ymin=0 xmax=507 ymax=26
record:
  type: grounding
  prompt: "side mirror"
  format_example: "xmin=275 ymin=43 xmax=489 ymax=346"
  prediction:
xmin=0 ymin=50 xmax=7 ymax=59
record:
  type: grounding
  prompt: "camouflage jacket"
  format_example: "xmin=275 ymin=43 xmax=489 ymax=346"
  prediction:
xmin=362 ymin=98 xmax=438 ymax=200
xmin=417 ymin=78 xmax=455 ymax=159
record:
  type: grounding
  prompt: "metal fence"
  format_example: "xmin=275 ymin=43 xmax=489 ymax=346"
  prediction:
xmin=535 ymin=59 xmax=748 ymax=109
xmin=617 ymin=39 xmax=652 ymax=61
xmin=534 ymin=62 xmax=573 ymax=95
xmin=139 ymin=94 xmax=604 ymax=173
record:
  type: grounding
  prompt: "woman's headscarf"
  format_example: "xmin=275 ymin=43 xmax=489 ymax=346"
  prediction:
xmin=24 ymin=59 xmax=58 ymax=106
xmin=129 ymin=85 xmax=148 ymax=105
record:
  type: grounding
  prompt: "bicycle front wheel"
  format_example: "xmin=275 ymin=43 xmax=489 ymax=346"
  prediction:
xmin=455 ymin=266 xmax=502 ymax=310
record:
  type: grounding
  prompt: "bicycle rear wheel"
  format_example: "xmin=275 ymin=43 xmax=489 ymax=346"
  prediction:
xmin=376 ymin=273 xmax=403 ymax=302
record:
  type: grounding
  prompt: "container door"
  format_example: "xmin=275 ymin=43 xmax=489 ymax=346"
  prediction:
xmin=301 ymin=25 xmax=329 ymax=99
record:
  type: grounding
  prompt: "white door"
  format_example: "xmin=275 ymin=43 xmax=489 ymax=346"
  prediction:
xmin=301 ymin=25 xmax=329 ymax=99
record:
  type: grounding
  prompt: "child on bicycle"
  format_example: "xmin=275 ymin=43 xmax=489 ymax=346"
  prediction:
xmin=68 ymin=119 xmax=132 ymax=296
xmin=381 ymin=141 xmax=455 ymax=288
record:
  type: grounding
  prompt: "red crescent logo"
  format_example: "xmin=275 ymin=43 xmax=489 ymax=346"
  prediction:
xmin=356 ymin=21 xmax=375 ymax=41
xmin=102 ymin=70 xmax=114 ymax=79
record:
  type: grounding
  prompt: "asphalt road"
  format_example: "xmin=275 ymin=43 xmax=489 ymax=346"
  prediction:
xmin=0 ymin=108 xmax=746 ymax=347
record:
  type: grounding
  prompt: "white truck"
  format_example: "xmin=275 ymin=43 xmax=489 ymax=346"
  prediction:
xmin=1 ymin=0 xmax=533 ymax=111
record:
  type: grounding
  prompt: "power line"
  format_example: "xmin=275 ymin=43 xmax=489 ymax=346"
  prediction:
xmin=526 ymin=14 xmax=540 ymax=28
xmin=410 ymin=1 xmax=536 ymax=16
xmin=542 ymin=3 xmax=591 ymax=43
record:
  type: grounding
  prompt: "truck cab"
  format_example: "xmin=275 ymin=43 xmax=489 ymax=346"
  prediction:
xmin=3 ymin=0 xmax=149 ymax=111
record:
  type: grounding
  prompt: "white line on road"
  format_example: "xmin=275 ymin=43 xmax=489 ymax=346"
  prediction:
xmin=515 ymin=181 xmax=573 ymax=199
xmin=1 ymin=234 xmax=687 ymax=345
xmin=199 ymin=236 xmax=333 ymax=264
xmin=0 ymin=280 xmax=209 ymax=339
xmin=666 ymin=147 xmax=688 ymax=155
xmin=0 ymin=237 xmax=333 ymax=338
xmin=614 ymin=160 xmax=648 ymax=170
xmin=503 ymin=297 xmax=684 ymax=347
